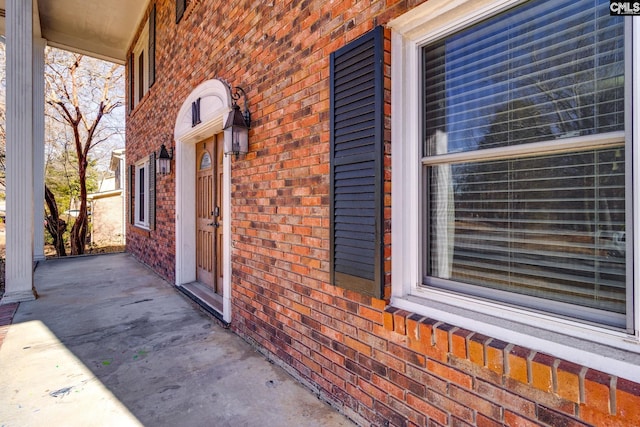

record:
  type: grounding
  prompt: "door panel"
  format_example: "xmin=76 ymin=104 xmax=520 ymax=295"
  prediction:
xmin=196 ymin=139 xmax=215 ymax=291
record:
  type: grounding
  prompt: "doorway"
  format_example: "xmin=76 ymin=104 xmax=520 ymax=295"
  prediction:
xmin=174 ymin=78 xmax=233 ymax=323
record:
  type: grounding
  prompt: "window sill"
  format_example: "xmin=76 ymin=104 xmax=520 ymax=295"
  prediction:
xmin=390 ymin=293 xmax=640 ymax=383
xmin=129 ymin=92 xmax=151 ymax=117
xmin=131 ymin=224 xmax=151 ymax=236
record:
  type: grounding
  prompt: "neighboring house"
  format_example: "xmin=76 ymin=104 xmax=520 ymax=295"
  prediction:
xmin=4 ymin=0 xmax=640 ymax=426
xmin=87 ymin=149 xmax=126 ymax=247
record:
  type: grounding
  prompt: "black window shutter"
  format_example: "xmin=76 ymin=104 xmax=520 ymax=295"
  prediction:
xmin=330 ymin=26 xmax=384 ymax=298
xmin=127 ymin=53 xmax=134 ymax=113
xmin=176 ymin=0 xmax=186 ymax=24
xmin=148 ymin=153 xmax=156 ymax=230
xmin=128 ymin=164 xmax=135 ymax=224
xmin=148 ymin=4 xmax=156 ymax=88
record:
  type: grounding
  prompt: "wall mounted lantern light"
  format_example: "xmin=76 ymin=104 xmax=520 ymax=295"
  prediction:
xmin=157 ymin=143 xmax=173 ymax=175
xmin=223 ymin=86 xmax=251 ymax=159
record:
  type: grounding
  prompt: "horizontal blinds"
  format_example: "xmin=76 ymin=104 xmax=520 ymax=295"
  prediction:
xmin=423 ymin=0 xmax=624 ymax=156
xmin=422 ymin=0 xmax=627 ymax=327
xmin=427 ymin=148 xmax=626 ymax=319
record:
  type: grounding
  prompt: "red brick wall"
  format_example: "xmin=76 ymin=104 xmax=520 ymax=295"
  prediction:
xmin=126 ymin=1 xmax=640 ymax=426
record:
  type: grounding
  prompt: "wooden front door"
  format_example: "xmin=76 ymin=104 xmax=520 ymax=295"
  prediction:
xmin=195 ymin=137 xmax=223 ymax=296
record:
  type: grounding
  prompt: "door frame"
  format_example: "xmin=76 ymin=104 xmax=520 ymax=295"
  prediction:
xmin=173 ymin=79 xmax=232 ymax=323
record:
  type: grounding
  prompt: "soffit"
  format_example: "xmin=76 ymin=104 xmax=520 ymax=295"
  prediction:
xmin=0 ymin=0 xmax=148 ymax=64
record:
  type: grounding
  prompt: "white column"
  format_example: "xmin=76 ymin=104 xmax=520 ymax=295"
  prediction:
xmin=33 ymin=38 xmax=46 ymax=262
xmin=2 ymin=0 xmax=37 ymax=304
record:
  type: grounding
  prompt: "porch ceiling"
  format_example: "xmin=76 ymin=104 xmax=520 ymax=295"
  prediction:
xmin=1 ymin=0 xmax=148 ymax=64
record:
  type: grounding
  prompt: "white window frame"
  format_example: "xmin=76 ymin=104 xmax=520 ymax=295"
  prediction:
xmin=135 ymin=157 xmax=150 ymax=229
xmin=133 ymin=21 xmax=150 ymax=107
xmin=389 ymin=0 xmax=640 ymax=381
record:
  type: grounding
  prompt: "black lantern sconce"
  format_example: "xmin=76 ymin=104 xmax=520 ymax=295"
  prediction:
xmin=223 ymin=86 xmax=251 ymax=159
xmin=157 ymin=143 xmax=174 ymax=175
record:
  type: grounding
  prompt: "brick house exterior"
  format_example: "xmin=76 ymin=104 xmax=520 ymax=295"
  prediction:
xmin=125 ymin=0 xmax=640 ymax=426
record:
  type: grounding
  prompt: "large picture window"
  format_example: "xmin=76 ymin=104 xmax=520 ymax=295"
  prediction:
xmin=388 ymin=0 xmax=638 ymax=351
xmin=421 ymin=0 xmax=627 ymax=328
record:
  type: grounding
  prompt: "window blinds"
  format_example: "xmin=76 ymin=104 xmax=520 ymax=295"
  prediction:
xmin=422 ymin=0 xmax=627 ymax=327
xmin=423 ymin=0 xmax=624 ymax=156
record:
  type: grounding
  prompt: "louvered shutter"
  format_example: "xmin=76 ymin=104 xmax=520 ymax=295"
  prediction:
xmin=128 ymin=164 xmax=135 ymax=224
xmin=127 ymin=53 xmax=134 ymax=113
xmin=148 ymin=153 xmax=156 ymax=230
xmin=330 ymin=26 xmax=384 ymax=298
xmin=176 ymin=0 xmax=186 ymax=24
xmin=148 ymin=4 xmax=156 ymax=88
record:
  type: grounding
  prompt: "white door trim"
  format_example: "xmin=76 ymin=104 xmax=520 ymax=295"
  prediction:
xmin=174 ymin=78 xmax=233 ymax=323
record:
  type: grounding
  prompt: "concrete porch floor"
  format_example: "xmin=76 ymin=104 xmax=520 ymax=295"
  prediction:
xmin=0 ymin=253 xmax=354 ymax=427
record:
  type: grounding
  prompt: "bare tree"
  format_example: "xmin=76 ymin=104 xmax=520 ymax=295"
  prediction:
xmin=44 ymin=185 xmax=66 ymax=256
xmin=45 ymin=48 xmax=124 ymax=255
